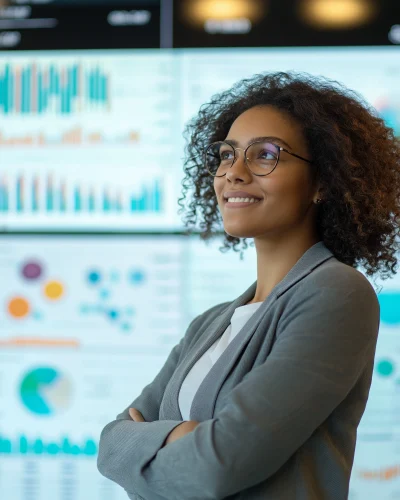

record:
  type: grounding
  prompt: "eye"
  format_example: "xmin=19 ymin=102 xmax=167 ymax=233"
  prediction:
xmin=258 ymin=149 xmax=277 ymax=161
xmin=220 ymin=149 xmax=234 ymax=161
xmin=248 ymin=142 xmax=279 ymax=163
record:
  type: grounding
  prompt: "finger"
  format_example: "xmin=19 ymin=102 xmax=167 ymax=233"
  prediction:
xmin=129 ymin=408 xmax=145 ymax=422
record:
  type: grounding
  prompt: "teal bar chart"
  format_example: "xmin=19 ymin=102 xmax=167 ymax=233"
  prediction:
xmin=0 ymin=63 xmax=109 ymax=115
xmin=0 ymin=434 xmax=97 ymax=457
xmin=0 ymin=173 xmax=163 ymax=215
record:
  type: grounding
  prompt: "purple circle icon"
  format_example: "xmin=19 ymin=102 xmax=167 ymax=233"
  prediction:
xmin=21 ymin=261 xmax=43 ymax=280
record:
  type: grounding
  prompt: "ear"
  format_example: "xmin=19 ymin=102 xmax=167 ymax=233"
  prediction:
xmin=313 ymin=181 xmax=324 ymax=200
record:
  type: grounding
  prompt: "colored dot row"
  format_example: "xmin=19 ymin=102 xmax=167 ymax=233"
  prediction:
xmin=8 ymin=281 xmax=64 ymax=319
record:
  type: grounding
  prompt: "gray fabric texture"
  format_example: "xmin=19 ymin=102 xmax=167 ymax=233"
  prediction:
xmin=97 ymin=241 xmax=381 ymax=499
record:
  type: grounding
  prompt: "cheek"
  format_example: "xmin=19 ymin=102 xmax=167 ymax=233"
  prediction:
xmin=267 ymin=170 xmax=308 ymax=196
xmin=213 ymin=178 xmax=224 ymax=198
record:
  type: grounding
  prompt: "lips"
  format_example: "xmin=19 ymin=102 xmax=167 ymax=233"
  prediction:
xmin=223 ymin=191 xmax=263 ymax=201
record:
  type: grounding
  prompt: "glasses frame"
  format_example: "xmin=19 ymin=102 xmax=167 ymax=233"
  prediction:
xmin=205 ymin=139 xmax=313 ymax=177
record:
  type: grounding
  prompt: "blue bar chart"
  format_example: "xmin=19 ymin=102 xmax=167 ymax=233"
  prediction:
xmin=0 ymin=62 xmax=110 ymax=115
xmin=0 ymin=173 xmax=162 ymax=215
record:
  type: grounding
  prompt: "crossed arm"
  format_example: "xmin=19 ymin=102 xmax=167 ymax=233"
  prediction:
xmin=98 ymin=280 xmax=380 ymax=500
xmin=129 ymin=407 xmax=199 ymax=445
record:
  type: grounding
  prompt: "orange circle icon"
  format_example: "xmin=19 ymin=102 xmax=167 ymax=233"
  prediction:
xmin=8 ymin=297 xmax=30 ymax=318
xmin=44 ymin=281 xmax=64 ymax=300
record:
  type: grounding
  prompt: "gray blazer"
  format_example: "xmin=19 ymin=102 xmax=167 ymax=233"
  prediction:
xmin=97 ymin=241 xmax=381 ymax=500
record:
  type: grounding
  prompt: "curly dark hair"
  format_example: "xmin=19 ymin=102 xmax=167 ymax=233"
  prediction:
xmin=177 ymin=71 xmax=400 ymax=290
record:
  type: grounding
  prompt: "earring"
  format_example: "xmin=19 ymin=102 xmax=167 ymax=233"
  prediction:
xmin=315 ymin=198 xmax=322 ymax=204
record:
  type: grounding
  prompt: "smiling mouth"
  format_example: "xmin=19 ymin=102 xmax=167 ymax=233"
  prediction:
xmin=223 ymin=196 xmax=263 ymax=203
xmin=223 ymin=198 xmax=263 ymax=208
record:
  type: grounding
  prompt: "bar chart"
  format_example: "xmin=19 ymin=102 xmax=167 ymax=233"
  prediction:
xmin=0 ymin=434 xmax=97 ymax=457
xmin=0 ymin=127 xmax=140 ymax=147
xmin=0 ymin=62 xmax=110 ymax=115
xmin=0 ymin=172 xmax=163 ymax=215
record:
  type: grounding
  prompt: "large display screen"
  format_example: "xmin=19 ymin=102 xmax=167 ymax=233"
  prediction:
xmin=0 ymin=47 xmax=399 ymax=232
xmin=0 ymin=45 xmax=400 ymax=499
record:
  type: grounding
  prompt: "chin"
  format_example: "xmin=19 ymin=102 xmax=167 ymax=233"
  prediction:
xmin=223 ymin=226 xmax=257 ymax=239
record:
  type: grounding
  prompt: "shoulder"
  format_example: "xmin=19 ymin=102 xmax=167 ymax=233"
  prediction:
xmin=281 ymin=258 xmax=380 ymax=336
xmin=311 ymin=258 xmax=378 ymax=294
xmin=274 ymin=260 xmax=381 ymax=360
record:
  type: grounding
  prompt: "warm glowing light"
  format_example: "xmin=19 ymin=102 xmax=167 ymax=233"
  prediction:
xmin=183 ymin=0 xmax=264 ymax=25
xmin=299 ymin=0 xmax=377 ymax=29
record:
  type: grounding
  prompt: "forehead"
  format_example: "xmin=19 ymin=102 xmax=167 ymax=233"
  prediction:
xmin=226 ymin=105 xmax=304 ymax=144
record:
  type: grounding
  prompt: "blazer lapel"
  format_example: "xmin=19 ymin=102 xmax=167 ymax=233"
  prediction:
xmin=167 ymin=241 xmax=334 ymax=421
xmin=164 ymin=281 xmax=258 ymax=420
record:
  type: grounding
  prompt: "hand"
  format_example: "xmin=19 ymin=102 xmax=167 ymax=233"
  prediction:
xmin=129 ymin=408 xmax=146 ymax=422
xmin=163 ymin=420 xmax=200 ymax=447
xmin=129 ymin=407 xmax=199 ymax=447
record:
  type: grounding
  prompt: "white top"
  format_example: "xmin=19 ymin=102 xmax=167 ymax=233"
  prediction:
xmin=178 ymin=301 xmax=263 ymax=420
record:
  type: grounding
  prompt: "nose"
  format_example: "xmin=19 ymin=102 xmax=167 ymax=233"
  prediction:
xmin=226 ymin=147 xmax=252 ymax=181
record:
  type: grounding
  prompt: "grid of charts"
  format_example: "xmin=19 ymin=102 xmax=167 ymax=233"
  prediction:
xmin=0 ymin=46 xmax=400 ymax=500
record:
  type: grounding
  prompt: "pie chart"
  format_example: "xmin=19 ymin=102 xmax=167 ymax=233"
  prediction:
xmin=20 ymin=367 xmax=72 ymax=415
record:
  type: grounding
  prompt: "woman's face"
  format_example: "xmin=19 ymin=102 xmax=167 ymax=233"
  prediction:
xmin=213 ymin=105 xmax=320 ymax=240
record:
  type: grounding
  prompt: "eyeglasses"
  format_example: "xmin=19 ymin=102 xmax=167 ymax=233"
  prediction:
xmin=204 ymin=140 xmax=312 ymax=177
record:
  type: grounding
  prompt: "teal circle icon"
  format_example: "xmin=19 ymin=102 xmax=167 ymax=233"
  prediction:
xmin=87 ymin=270 xmax=102 ymax=285
xmin=376 ymin=359 xmax=395 ymax=377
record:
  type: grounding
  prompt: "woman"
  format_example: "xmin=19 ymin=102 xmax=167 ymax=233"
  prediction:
xmin=97 ymin=71 xmax=400 ymax=499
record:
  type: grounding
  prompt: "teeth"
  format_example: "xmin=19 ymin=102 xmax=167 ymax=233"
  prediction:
xmin=227 ymin=197 xmax=260 ymax=203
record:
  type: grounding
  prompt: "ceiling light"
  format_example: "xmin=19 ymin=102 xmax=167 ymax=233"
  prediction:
xmin=298 ymin=0 xmax=378 ymax=30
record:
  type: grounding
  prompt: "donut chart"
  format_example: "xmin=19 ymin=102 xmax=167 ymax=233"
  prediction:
xmin=20 ymin=367 xmax=72 ymax=415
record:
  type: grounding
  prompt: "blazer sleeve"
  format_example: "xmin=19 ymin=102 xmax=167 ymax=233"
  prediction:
xmin=126 ymin=276 xmax=380 ymax=500
xmin=97 ymin=303 xmax=229 ymax=497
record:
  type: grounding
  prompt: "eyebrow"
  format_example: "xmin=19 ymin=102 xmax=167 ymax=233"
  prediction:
xmin=225 ymin=136 xmax=293 ymax=150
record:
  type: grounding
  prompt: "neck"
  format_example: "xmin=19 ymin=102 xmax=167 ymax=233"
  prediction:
xmin=250 ymin=231 xmax=321 ymax=303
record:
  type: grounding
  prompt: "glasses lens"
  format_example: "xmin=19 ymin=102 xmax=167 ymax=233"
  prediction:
xmin=205 ymin=142 xmax=234 ymax=176
xmin=246 ymin=142 xmax=279 ymax=175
